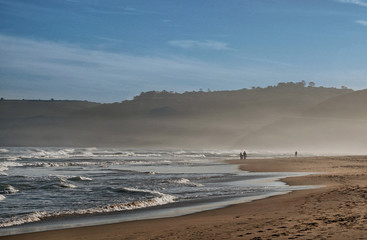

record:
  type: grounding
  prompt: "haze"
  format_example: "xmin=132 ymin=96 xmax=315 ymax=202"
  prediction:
xmin=1 ymin=82 xmax=367 ymax=154
xmin=1 ymin=1 xmax=367 ymax=154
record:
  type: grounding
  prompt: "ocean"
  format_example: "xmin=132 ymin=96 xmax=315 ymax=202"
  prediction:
xmin=0 ymin=147 xmax=318 ymax=236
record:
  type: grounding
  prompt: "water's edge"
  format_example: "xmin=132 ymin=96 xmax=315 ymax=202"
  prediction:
xmin=0 ymin=165 xmax=321 ymax=237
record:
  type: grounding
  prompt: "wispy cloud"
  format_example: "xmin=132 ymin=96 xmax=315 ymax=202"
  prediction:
xmin=168 ymin=40 xmax=231 ymax=51
xmin=83 ymin=6 xmax=139 ymax=16
xmin=337 ymin=1 xmax=367 ymax=27
xmin=0 ymin=0 xmax=65 ymax=17
xmin=355 ymin=20 xmax=367 ymax=26
xmin=338 ymin=0 xmax=367 ymax=7
xmin=0 ymin=35 xmax=267 ymax=102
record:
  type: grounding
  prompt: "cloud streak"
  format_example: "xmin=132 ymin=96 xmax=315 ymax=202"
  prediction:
xmin=0 ymin=35 xmax=269 ymax=102
xmin=355 ymin=20 xmax=367 ymax=26
xmin=168 ymin=40 xmax=231 ymax=50
xmin=338 ymin=0 xmax=367 ymax=7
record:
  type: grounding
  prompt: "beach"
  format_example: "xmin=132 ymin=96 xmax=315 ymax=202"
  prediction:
xmin=2 ymin=155 xmax=367 ymax=240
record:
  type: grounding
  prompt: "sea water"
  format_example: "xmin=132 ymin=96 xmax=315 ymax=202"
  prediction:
xmin=0 ymin=147 xmax=317 ymax=235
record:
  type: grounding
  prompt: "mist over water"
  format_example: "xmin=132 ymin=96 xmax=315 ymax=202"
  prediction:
xmin=0 ymin=147 xmax=315 ymax=232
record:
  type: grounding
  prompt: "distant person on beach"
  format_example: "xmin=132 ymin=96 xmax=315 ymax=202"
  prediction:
xmin=240 ymin=152 xmax=243 ymax=160
xmin=243 ymin=151 xmax=247 ymax=159
xmin=295 ymin=151 xmax=298 ymax=157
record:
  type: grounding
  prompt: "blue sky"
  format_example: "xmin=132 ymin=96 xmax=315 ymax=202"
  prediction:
xmin=1 ymin=0 xmax=367 ymax=102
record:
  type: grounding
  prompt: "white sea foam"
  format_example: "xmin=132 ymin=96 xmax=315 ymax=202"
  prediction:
xmin=170 ymin=178 xmax=203 ymax=187
xmin=59 ymin=182 xmax=77 ymax=189
xmin=0 ymin=211 xmax=48 ymax=227
xmin=15 ymin=148 xmax=87 ymax=160
xmin=0 ymin=185 xmax=19 ymax=194
xmin=119 ymin=187 xmax=157 ymax=194
xmin=0 ymin=163 xmax=11 ymax=174
xmin=128 ymin=160 xmax=160 ymax=165
xmin=178 ymin=154 xmax=206 ymax=158
xmin=29 ymin=161 xmax=97 ymax=168
xmin=134 ymin=153 xmax=162 ymax=157
xmin=0 ymin=195 xmax=5 ymax=201
xmin=78 ymin=189 xmax=175 ymax=213
xmin=5 ymin=157 xmax=21 ymax=161
xmin=0 ymin=149 xmax=9 ymax=153
xmin=29 ymin=148 xmax=76 ymax=159
xmin=172 ymin=178 xmax=191 ymax=184
xmin=0 ymin=162 xmax=23 ymax=168
xmin=0 ymin=189 xmax=176 ymax=227
xmin=172 ymin=150 xmax=208 ymax=158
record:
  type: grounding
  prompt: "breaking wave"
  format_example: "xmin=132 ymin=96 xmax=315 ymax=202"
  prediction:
xmin=0 ymin=162 xmax=20 ymax=174
xmin=40 ymin=179 xmax=77 ymax=189
xmin=68 ymin=176 xmax=92 ymax=182
xmin=0 ymin=188 xmax=175 ymax=227
xmin=0 ymin=149 xmax=9 ymax=153
xmin=59 ymin=182 xmax=77 ymax=189
xmin=0 ymin=212 xmax=48 ymax=228
xmin=169 ymin=178 xmax=203 ymax=187
xmin=0 ymin=184 xmax=19 ymax=194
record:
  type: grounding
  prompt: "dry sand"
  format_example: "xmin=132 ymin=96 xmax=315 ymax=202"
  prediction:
xmin=2 ymin=156 xmax=367 ymax=240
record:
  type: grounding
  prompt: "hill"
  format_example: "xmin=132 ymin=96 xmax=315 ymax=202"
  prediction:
xmin=0 ymin=83 xmax=361 ymax=152
xmin=0 ymin=100 xmax=100 ymax=119
xmin=304 ymin=89 xmax=367 ymax=119
xmin=241 ymin=89 xmax=367 ymax=153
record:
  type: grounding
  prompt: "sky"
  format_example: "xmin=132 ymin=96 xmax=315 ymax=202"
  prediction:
xmin=1 ymin=0 xmax=367 ymax=102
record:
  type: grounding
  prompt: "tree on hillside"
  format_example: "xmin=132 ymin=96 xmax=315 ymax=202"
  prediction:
xmin=308 ymin=82 xmax=315 ymax=87
xmin=277 ymin=81 xmax=307 ymax=88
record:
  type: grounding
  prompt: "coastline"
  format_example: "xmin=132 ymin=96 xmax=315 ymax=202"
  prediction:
xmin=2 ymin=156 xmax=367 ymax=240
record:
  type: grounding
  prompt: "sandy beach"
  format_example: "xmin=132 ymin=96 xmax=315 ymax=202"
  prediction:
xmin=2 ymin=155 xmax=367 ymax=240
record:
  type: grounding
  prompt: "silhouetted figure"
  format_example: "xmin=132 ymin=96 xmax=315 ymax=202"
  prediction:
xmin=295 ymin=151 xmax=298 ymax=157
xmin=240 ymin=152 xmax=243 ymax=160
xmin=243 ymin=151 xmax=247 ymax=160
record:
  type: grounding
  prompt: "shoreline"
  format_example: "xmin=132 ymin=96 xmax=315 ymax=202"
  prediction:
xmin=2 ymin=156 xmax=367 ymax=239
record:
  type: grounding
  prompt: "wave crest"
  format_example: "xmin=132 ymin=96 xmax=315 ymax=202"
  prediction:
xmin=68 ymin=176 xmax=92 ymax=182
xmin=170 ymin=178 xmax=203 ymax=187
xmin=0 ymin=189 xmax=175 ymax=227
xmin=0 ymin=184 xmax=19 ymax=194
xmin=0 ymin=149 xmax=9 ymax=153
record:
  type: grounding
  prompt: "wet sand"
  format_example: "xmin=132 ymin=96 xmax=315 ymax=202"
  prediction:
xmin=2 ymin=156 xmax=367 ymax=240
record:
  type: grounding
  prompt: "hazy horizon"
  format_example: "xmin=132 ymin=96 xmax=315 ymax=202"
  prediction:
xmin=2 ymin=84 xmax=367 ymax=154
xmin=0 ymin=81 xmax=356 ymax=103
